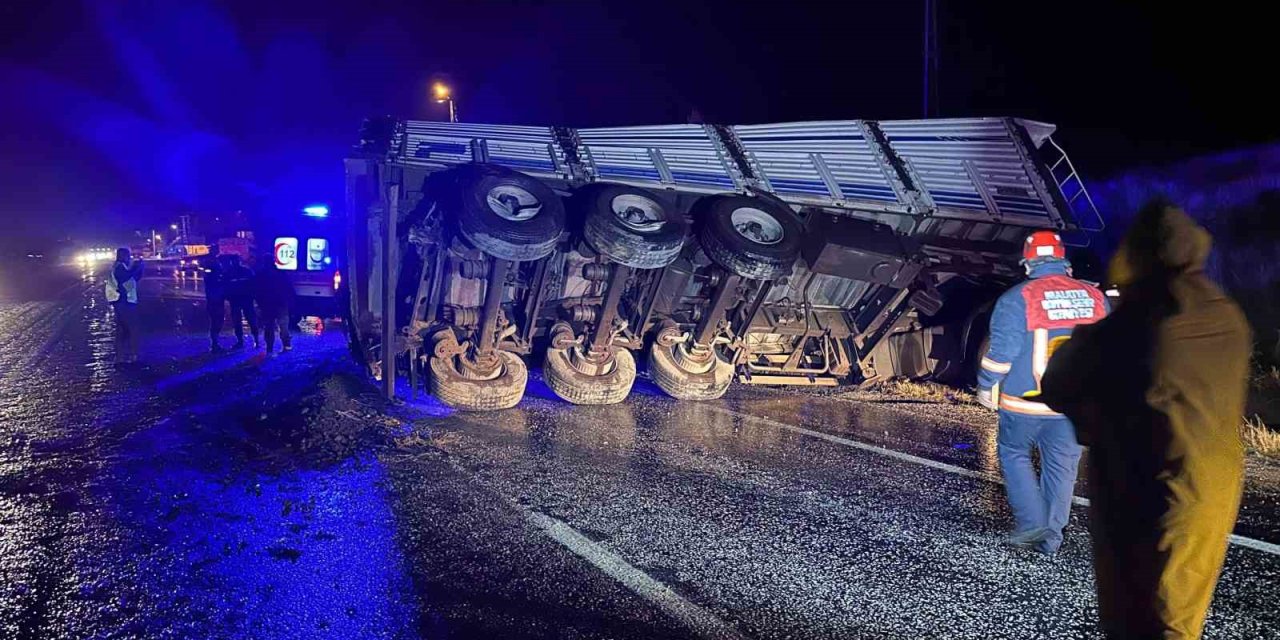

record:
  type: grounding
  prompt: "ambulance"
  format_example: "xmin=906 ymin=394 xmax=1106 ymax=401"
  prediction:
xmin=263 ymin=205 xmax=342 ymax=323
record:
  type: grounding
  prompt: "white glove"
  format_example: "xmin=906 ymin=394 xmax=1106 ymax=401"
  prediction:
xmin=976 ymin=387 xmax=998 ymax=411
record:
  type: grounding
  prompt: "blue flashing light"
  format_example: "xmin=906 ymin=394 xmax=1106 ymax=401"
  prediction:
xmin=303 ymin=204 xmax=329 ymax=217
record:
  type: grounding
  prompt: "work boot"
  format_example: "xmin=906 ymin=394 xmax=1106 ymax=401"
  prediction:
xmin=1003 ymin=527 xmax=1050 ymax=549
xmin=210 ymin=341 xmax=222 ymax=352
xmin=233 ymin=338 xmax=245 ymax=349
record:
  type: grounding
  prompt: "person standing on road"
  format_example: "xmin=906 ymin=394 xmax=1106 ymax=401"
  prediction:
xmin=253 ymin=252 xmax=294 ymax=354
xmin=1040 ymin=203 xmax=1251 ymax=639
xmin=205 ymin=251 xmax=228 ymax=351
xmin=222 ymin=254 xmax=258 ymax=348
xmin=976 ymin=230 xmax=1108 ymax=556
xmin=106 ymin=247 xmax=145 ymax=363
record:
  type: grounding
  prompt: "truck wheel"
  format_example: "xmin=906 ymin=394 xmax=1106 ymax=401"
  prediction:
xmin=698 ymin=195 xmax=803 ymax=279
xmin=451 ymin=164 xmax=565 ymax=262
xmin=972 ymin=333 xmax=991 ymax=383
xmin=648 ymin=343 xmax=734 ymax=401
xmin=583 ymin=185 xmax=688 ymax=269
xmin=544 ymin=347 xmax=637 ymax=405
xmin=429 ymin=350 xmax=528 ymax=411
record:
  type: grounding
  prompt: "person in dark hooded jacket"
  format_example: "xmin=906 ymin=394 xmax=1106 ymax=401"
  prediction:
xmin=253 ymin=252 xmax=295 ymax=354
xmin=1039 ymin=202 xmax=1251 ymax=639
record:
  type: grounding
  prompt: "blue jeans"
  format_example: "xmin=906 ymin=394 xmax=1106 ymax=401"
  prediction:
xmin=997 ymin=411 xmax=1083 ymax=553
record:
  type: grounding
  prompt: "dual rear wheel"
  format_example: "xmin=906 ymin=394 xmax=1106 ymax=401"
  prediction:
xmin=421 ymin=166 xmax=803 ymax=409
xmin=646 ymin=194 xmax=802 ymax=401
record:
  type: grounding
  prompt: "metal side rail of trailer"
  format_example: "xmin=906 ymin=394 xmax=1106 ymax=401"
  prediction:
xmin=341 ymin=116 xmax=1104 ymax=409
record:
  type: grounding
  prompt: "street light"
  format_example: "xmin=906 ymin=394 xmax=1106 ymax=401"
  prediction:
xmin=433 ymin=82 xmax=457 ymax=123
xmin=170 ymin=224 xmax=178 ymax=230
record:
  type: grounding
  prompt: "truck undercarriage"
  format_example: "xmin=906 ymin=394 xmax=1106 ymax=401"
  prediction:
xmin=343 ymin=117 xmax=1102 ymax=409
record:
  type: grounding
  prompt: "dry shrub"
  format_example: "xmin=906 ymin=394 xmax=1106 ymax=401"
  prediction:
xmin=1240 ymin=415 xmax=1280 ymax=459
xmin=869 ymin=379 xmax=976 ymax=405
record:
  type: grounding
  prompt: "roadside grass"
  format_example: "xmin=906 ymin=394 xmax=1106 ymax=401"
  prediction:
xmin=1241 ymin=415 xmax=1280 ymax=459
xmin=865 ymin=379 xmax=976 ymax=405
xmin=1244 ymin=363 xmax=1280 ymax=459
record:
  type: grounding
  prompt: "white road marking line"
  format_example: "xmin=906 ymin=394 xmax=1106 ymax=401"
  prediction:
xmin=447 ymin=415 xmax=747 ymax=640
xmin=1066 ymin=494 xmax=1280 ymax=556
xmin=524 ymin=510 xmax=747 ymax=640
xmin=708 ymin=404 xmax=1280 ymax=558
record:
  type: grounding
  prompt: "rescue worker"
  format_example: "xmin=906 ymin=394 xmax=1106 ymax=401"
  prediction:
xmin=1040 ymin=202 xmax=1251 ymax=639
xmin=253 ymin=252 xmax=294 ymax=354
xmin=106 ymin=247 xmax=145 ymax=363
xmin=977 ymin=230 xmax=1108 ymax=556
xmin=221 ymin=254 xmax=259 ymax=349
xmin=205 ymin=251 xmax=227 ymax=351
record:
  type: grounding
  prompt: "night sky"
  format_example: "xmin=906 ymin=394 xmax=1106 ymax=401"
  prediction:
xmin=0 ymin=0 xmax=1274 ymax=248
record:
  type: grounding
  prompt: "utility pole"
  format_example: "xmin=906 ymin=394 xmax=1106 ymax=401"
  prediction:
xmin=922 ymin=0 xmax=940 ymax=117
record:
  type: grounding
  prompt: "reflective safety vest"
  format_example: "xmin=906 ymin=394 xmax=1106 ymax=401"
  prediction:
xmin=106 ymin=262 xmax=138 ymax=304
xmin=978 ymin=260 xmax=1108 ymax=416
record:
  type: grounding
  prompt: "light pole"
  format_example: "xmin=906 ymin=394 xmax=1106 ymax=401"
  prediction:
xmin=433 ymin=82 xmax=457 ymax=123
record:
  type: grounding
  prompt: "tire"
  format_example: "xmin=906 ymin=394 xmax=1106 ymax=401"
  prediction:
xmin=544 ymin=347 xmax=637 ymax=405
xmin=697 ymin=195 xmax=803 ymax=279
xmin=647 ymin=343 xmax=734 ymax=401
xmin=449 ymin=164 xmax=566 ymax=262
xmin=972 ymin=332 xmax=991 ymax=383
xmin=583 ymin=185 xmax=688 ymax=269
xmin=429 ymin=350 xmax=528 ymax=411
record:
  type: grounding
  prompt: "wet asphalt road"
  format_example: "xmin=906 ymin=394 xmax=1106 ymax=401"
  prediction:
xmin=1 ymin=263 xmax=1278 ymax=639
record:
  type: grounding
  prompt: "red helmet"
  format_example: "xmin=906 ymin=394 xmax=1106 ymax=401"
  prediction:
xmin=1022 ymin=230 xmax=1065 ymax=262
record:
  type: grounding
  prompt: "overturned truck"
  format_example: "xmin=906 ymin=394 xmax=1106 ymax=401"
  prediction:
xmin=343 ymin=117 xmax=1102 ymax=410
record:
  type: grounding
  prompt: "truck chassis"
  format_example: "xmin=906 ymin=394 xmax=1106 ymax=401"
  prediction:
xmin=343 ymin=117 xmax=1101 ymax=409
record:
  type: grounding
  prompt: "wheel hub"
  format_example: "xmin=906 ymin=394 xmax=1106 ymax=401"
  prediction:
xmin=672 ymin=342 xmax=716 ymax=374
xmin=730 ymin=207 xmax=783 ymax=245
xmin=568 ymin=346 xmax=617 ymax=377
xmin=486 ymin=185 xmax=542 ymax=221
xmin=611 ymin=194 xmax=665 ymax=233
xmin=457 ymin=351 xmax=504 ymax=380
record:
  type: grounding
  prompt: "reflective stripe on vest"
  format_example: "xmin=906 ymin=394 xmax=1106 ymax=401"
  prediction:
xmin=999 ymin=393 xmax=1061 ymax=417
xmin=981 ymin=357 xmax=1012 ymax=374
xmin=106 ymin=266 xmax=138 ymax=304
